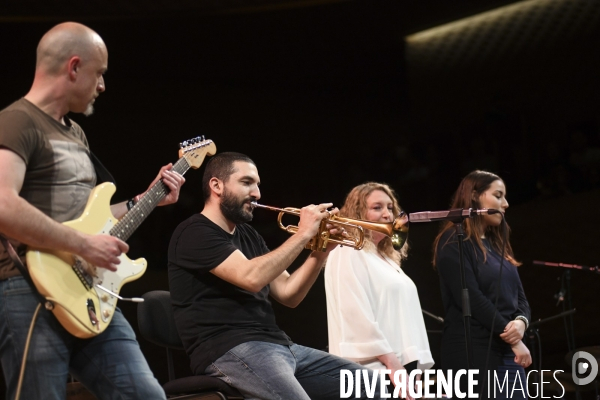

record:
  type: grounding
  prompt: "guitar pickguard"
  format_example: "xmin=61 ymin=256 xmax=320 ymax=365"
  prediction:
xmin=88 ymin=218 xmax=147 ymax=322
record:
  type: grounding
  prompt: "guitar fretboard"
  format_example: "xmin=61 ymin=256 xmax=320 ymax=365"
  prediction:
xmin=109 ymin=156 xmax=190 ymax=241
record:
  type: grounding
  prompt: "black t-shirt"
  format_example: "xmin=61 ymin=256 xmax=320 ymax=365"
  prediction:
xmin=168 ymin=213 xmax=292 ymax=374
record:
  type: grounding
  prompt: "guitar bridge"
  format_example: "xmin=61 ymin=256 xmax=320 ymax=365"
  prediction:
xmin=86 ymin=299 xmax=99 ymax=330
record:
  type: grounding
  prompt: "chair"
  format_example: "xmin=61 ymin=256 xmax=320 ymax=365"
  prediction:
xmin=137 ymin=290 xmax=243 ymax=400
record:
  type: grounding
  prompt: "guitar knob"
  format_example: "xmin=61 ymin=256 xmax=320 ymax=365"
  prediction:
xmin=100 ymin=294 xmax=109 ymax=303
xmin=103 ymin=309 xmax=111 ymax=318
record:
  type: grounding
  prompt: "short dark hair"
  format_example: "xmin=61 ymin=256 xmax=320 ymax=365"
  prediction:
xmin=202 ymin=152 xmax=256 ymax=202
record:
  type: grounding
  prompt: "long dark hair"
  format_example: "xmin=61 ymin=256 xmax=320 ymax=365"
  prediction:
xmin=432 ymin=170 xmax=521 ymax=267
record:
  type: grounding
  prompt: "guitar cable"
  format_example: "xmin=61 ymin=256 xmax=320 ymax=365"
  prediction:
xmin=14 ymin=303 xmax=41 ymax=400
xmin=0 ymin=235 xmax=47 ymax=400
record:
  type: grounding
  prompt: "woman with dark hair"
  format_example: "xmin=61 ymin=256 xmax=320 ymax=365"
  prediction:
xmin=433 ymin=170 xmax=531 ymax=399
xmin=325 ymin=182 xmax=433 ymax=394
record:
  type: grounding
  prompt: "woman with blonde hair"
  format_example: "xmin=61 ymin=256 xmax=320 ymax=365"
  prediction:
xmin=433 ymin=170 xmax=531 ymax=399
xmin=325 ymin=182 xmax=434 ymax=389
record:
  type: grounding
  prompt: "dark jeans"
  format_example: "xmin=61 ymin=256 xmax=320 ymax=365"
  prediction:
xmin=0 ymin=276 xmax=165 ymax=400
xmin=205 ymin=341 xmax=384 ymax=400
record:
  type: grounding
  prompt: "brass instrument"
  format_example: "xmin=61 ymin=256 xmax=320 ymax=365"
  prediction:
xmin=251 ymin=202 xmax=409 ymax=252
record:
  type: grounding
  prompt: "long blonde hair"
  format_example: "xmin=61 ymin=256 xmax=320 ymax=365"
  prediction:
xmin=339 ymin=182 xmax=408 ymax=264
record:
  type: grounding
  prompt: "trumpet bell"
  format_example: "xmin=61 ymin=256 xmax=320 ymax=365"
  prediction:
xmin=390 ymin=212 xmax=409 ymax=250
xmin=341 ymin=212 xmax=408 ymax=251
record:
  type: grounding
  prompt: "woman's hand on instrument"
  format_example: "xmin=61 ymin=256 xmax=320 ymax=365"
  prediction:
xmin=511 ymin=340 xmax=532 ymax=368
xmin=500 ymin=319 xmax=526 ymax=345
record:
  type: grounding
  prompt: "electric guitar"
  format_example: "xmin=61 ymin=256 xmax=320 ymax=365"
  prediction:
xmin=26 ymin=137 xmax=216 ymax=338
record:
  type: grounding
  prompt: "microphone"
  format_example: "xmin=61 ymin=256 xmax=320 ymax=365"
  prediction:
xmin=533 ymin=260 xmax=600 ymax=274
xmin=408 ymin=208 xmax=500 ymax=223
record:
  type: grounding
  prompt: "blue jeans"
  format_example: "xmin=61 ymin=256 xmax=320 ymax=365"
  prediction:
xmin=205 ymin=341 xmax=384 ymax=400
xmin=0 ymin=276 xmax=165 ymax=400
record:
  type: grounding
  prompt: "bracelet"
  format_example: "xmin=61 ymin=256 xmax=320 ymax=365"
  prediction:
xmin=515 ymin=315 xmax=529 ymax=330
xmin=126 ymin=197 xmax=137 ymax=211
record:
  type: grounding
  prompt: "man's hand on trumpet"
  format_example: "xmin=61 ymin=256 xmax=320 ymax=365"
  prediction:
xmin=295 ymin=203 xmax=334 ymax=240
xmin=295 ymin=203 xmax=348 ymax=252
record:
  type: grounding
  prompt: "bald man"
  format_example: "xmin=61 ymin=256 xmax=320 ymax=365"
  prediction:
xmin=0 ymin=22 xmax=182 ymax=399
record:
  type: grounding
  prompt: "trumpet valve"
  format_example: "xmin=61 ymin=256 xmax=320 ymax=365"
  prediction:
xmin=317 ymin=220 xmax=331 ymax=252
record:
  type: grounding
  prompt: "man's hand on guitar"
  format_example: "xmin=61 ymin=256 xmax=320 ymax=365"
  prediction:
xmin=138 ymin=164 xmax=185 ymax=207
xmin=80 ymin=235 xmax=129 ymax=271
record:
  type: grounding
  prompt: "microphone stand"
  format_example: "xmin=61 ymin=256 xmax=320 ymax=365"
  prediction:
xmin=434 ymin=209 xmax=476 ymax=370
xmin=409 ymin=209 xmax=496 ymax=370
xmin=532 ymin=260 xmax=600 ymax=275
xmin=422 ymin=309 xmax=444 ymax=324
xmin=533 ymin=265 xmax=592 ymax=346
xmin=455 ymin=220 xmax=475 ymax=370
xmin=564 ymin=271 xmax=576 ymax=353
xmin=422 ymin=309 xmax=444 ymax=335
xmin=527 ymin=309 xmax=577 ymax=393
xmin=533 ymin=260 xmax=590 ymax=400
xmin=532 ymin=260 xmax=593 ymax=353
xmin=416 ymin=209 xmax=475 ymax=368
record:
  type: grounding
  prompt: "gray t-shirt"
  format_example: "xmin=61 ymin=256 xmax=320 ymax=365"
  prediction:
xmin=0 ymin=98 xmax=96 ymax=279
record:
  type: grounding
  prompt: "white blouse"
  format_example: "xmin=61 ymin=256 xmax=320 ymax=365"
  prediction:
xmin=325 ymin=245 xmax=434 ymax=372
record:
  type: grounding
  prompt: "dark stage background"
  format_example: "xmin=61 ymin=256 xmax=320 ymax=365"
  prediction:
xmin=1 ymin=0 xmax=599 ymax=398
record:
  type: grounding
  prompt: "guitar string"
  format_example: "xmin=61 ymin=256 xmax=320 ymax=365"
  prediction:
xmin=109 ymin=141 xmax=210 ymax=240
xmin=110 ymin=155 xmax=191 ymax=240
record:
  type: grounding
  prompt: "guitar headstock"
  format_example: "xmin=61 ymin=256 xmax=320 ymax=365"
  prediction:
xmin=178 ymin=136 xmax=217 ymax=169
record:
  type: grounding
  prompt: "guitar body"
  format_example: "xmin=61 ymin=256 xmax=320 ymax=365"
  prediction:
xmin=27 ymin=183 xmax=147 ymax=339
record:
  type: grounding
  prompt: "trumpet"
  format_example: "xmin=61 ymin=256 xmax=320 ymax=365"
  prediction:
xmin=251 ymin=202 xmax=409 ymax=252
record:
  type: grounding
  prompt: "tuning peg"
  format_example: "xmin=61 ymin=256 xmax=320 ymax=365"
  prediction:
xmin=201 ymin=135 xmax=205 ymax=141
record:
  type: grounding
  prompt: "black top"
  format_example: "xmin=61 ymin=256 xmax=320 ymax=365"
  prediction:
xmin=435 ymin=229 xmax=531 ymax=369
xmin=168 ymin=213 xmax=292 ymax=374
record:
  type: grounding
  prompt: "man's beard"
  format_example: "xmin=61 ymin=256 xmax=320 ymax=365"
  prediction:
xmin=220 ymin=189 xmax=254 ymax=224
xmin=84 ymin=103 xmax=94 ymax=116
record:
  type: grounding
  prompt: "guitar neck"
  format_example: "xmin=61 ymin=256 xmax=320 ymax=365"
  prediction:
xmin=110 ymin=157 xmax=190 ymax=241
